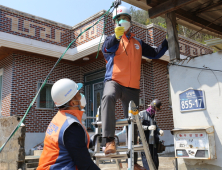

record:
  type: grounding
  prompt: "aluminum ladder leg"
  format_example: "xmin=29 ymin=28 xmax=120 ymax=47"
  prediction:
xmin=128 ymin=101 xmax=157 ymax=170
xmin=92 ymin=101 xmax=157 ymax=170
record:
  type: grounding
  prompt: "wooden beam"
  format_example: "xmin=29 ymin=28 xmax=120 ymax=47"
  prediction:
xmin=175 ymin=9 xmax=222 ymax=35
xmin=146 ymin=0 xmax=152 ymax=5
xmin=194 ymin=1 xmax=222 ymax=14
xmin=165 ymin=12 xmax=180 ymax=61
xmin=149 ymin=0 xmax=197 ymax=19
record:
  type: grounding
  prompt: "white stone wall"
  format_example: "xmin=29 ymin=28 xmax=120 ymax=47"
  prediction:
xmin=169 ymin=51 xmax=222 ymax=169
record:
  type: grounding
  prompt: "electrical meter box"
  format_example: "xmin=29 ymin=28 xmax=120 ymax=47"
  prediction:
xmin=171 ymin=126 xmax=216 ymax=159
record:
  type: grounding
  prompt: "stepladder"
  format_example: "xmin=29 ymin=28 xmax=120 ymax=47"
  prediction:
xmin=91 ymin=100 xmax=157 ymax=170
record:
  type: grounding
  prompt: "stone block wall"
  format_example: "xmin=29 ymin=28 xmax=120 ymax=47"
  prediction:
xmin=0 ymin=116 xmax=25 ymax=170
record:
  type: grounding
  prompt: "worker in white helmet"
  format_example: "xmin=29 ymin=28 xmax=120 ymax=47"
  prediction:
xmin=101 ymin=5 xmax=168 ymax=170
xmin=37 ymin=78 xmax=100 ymax=170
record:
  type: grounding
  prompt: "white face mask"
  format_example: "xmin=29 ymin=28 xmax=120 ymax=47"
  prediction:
xmin=115 ymin=19 xmax=131 ymax=32
xmin=80 ymin=93 xmax=86 ymax=108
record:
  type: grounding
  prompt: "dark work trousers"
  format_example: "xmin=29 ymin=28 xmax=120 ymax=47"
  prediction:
xmin=101 ymin=80 xmax=140 ymax=163
xmin=141 ymin=144 xmax=159 ymax=170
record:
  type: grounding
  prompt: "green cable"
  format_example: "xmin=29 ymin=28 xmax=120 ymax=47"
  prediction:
xmin=96 ymin=7 xmax=114 ymax=59
xmin=0 ymin=3 xmax=114 ymax=153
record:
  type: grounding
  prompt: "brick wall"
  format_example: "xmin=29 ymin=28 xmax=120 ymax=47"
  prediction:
xmin=73 ymin=17 xmax=105 ymax=48
xmin=9 ymin=54 xmax=80 ymax=133
xmin=0 ymin=56 xmax=13 ymax=117
xmin=0 ymin=9 xmax=71 ymax=47
xmin=131 ymin=22 xmax=147 ymax=42
xmin=0 ymin=54 xmax=173 ymax=132
xmin=139 ymin=62 xmax=155 ymax=111
xmin=152 ymin=61 xmax=173 ymax=130
xmin=0 ymin=7 xmax=214 ymax=133
xmin=0 ymin=7 xmax=213 ymax=56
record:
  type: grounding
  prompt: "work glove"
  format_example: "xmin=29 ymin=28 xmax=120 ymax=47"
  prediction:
xmin=159 ymin=130 xmax=164 ymax=136
xmin=148 ymin=125 xmax=156 ymax=131
xmin=142 ymin=125 xmax=156 ymax=131
xmin=115 ymin=26 xmax=125 ymax=40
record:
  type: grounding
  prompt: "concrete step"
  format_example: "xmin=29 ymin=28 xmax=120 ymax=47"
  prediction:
xmin=26 ymin=162 xmax=39 ymax=168
xmin=25 ymin=155 xmax=40 ymax=163
xmin=25 ymin=155 xmax=39 ymax=170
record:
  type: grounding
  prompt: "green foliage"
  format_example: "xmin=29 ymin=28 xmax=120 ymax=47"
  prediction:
xmin=158 ymin=22 xmax=166 ymax=28
xmin=129 ymin=6 xmax=215 ymax=44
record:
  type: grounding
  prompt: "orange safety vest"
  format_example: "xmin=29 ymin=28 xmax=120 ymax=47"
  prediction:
xmin=37 ymin=110 xmax=90 ymax=170
xmin=112 ymin=33 xmax=142 ymax=89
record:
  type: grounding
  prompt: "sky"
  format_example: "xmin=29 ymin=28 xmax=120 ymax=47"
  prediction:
xmin=0 ymin=0 xmax=138 ymax=26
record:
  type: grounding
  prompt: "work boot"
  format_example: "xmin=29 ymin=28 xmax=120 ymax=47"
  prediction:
xmin=104 ymin=140 xmax=116 ymax=155
xmin=126 ymin=163 xmax=146 ymax=170
xmin=134 ymin=163 xmax=146 ymax=170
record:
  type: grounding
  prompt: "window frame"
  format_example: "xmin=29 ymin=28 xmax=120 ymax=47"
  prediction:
xmin=36 ymin=80 xmax=54 ymax=110
xmin=0 ymin=68 xmax=3 ymax=117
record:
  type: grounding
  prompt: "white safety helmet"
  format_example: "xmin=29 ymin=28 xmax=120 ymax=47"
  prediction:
xmin=51 ymin=78 xmax=83 ymax=107
xmin=113 ymin=6 xmax=131 ymax=20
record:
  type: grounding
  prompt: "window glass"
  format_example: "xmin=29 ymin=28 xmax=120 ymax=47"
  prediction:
xmin=38 ymin=83 xmax=54 ymax=109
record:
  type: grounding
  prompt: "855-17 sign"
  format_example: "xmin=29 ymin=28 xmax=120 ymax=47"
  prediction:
xmin=179 ymin=89 xmax=206 ymax=112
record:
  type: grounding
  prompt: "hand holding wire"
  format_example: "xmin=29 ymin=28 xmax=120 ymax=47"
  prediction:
xmin=115 ymin=26 xmax=125 ymax=40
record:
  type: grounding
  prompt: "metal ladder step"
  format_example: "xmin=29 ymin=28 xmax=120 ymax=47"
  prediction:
xmin=94 ymin=152 xmax=128 ymax=160
xmin=117 ymin=144 xmax=144 ymax=152
xmin=92 ymin=118 xmax=136 ymax=127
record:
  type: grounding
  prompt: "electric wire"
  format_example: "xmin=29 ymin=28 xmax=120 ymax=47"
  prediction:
xmin=0 ymin=3 xmax=116 ymax=153
xmin=96 ymin=7 xmax=115 ymax=59
xmin=197 ymin=66 xmax=221 ymax=96
xmin=170 ymin=63 xmax=222 ymax=96
xmin=169 ymin=63 xmax=222 ymax=73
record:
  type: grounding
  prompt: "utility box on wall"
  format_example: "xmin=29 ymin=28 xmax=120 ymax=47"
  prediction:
xmin=171 ymin=126 xmax=216 ymax=159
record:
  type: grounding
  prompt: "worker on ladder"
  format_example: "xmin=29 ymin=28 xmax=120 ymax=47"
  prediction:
xmin=101 ymin=5 xmax=168 ymax=170
xmin=37 ymin=78 xmax=100 ymax=170
xmin=139 ymin=99 xmax=164 ymax=170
